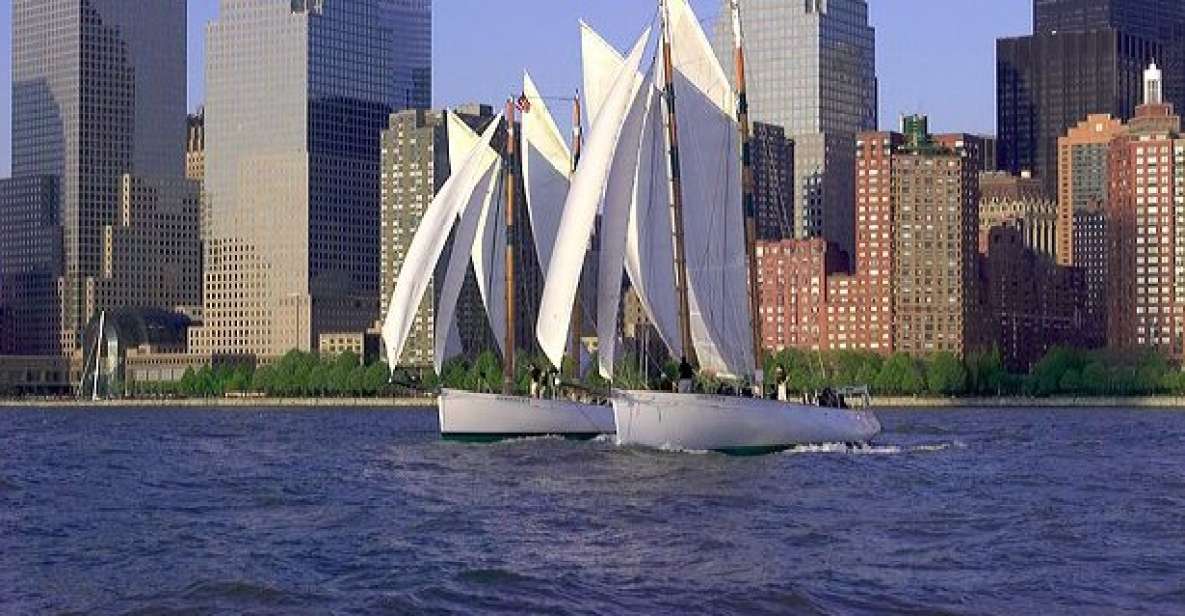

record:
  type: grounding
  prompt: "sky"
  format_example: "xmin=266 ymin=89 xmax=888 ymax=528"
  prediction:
xmin=0 ymin=0 xmax=1033 ymax=177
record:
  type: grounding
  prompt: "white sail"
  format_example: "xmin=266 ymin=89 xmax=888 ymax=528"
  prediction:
xmin=623 ymin=77 xmax=683 ymax=365
xmin=471 ymin=155 xmax=507 ymax=356
xmin=597 ymin=68 xmax=660 ymax=379
xmin=381 ymin=112 xmax=502 ymax=368
xmin=435 ymin=160 xmax=502 ymax=372
xmin=536 ymin=28 xmax=651 ymax=369
xmin=581 ymin=21 xmax=626 ymax=131
xmin=667 ymin=0 xmax=754 ymax=378
xmin=522 ymin=72 xmax=573 ymax=275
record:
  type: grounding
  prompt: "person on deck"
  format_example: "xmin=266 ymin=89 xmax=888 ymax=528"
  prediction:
xmin=528 ymin=364 xmax=542 ymax=399
xmin=775 ymin=366 xmax=788 ymax=402
xmin=678 ymin=357 xmax=694 ymax=394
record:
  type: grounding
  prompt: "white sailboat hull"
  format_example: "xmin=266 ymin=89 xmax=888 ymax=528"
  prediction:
xmin=438 ymin=389 xmax=615 ymax=442
xmin=612 ymin=390 xmax=882 ymax=454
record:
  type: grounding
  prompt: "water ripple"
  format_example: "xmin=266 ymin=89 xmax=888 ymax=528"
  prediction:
xmin=2 ymin=406 xmax=1184 ymax=614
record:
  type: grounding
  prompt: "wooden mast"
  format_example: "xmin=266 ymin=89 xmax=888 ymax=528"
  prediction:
xmin=503 ymin=100 xmax=518 ymax=395
xmin=568 ymin=92 xmax=583 ymax=375
xmin=730 ymin=0 xmax=764 ymax=396
xmin=659 ymin=0 xmax=697 ymax=366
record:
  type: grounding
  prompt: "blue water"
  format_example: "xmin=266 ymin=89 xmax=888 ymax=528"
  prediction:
xmin=2 ymin=407 xmax=1184 ymax=615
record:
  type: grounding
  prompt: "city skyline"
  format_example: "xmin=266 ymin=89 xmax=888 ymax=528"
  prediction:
xmin=0 ymin=0 xmax=1033 ymax=177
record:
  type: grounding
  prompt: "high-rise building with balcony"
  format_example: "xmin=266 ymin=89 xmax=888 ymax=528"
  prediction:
xmin=190 ymin=0 xmax=432 ymax=360
xmin=716 ymin=0 xmax=877 ymax=258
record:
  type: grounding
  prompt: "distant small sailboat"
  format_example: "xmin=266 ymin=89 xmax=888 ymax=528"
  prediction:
xmin=381 ymin=77 xmax=614 ymax=442
xmin=538 ymin=0 xmax=881 ymax=454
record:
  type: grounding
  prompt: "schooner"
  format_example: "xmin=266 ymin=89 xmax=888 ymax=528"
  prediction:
xmin=381 ymin=75 xmax=614 ymax=442
xmin=537 ymin=0 xmax=881 ymax=453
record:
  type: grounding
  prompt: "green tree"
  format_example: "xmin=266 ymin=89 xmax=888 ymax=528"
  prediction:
xmin=926 ymin=352 xmax=968 ymax=396
xmin=876 ymin=353 xmax=924 ymax=395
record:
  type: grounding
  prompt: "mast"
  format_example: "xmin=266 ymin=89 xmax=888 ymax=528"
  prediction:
xmin=568 ymin=92 xmax=584 ymax=374
xmin=659 ymin=0 xmax=697 ymax=366
xmin=503 ymin=100 xmax=519 ymax=395
xmin=730 ymin=0 xmax=765 ymax=395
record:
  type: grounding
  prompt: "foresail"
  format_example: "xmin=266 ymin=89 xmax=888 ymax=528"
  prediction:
xmin=536 ymin=28 xmax=651 ymax=369
xmin=521 ymin=72 xmax=572 ymax=274
xmin=667 ymin=0 xmax=754 ymax=378
xmin=435 ymin=160 xmax=502 ymax=373
xmin=581 ymin=21 xmax=626 ymax=131
xmin=381 ymin=112 xmax=501 ymax=370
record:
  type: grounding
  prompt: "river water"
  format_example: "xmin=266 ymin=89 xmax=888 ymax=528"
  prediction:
xmin=2 ymin=406 xmax=1183 ymax=615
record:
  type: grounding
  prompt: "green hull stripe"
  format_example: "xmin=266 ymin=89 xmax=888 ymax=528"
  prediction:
xmin=714 ymin=445 xmax=793 ymax=457
xmin=442 ymin=432 xmax=606 ymax=443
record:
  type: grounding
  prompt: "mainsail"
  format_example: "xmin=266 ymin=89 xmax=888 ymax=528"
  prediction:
xmin=535 ymin=28 xmax=652 ymax=369
xmin=381 ymin=112 xmax=502 ymax=368
xmin=665 ymin=0 xmax=754 ymax=378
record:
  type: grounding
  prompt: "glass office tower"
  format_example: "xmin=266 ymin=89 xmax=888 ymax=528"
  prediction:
xmin=192 ymin=0 xmax=432 ymax=359
xmin=716 ymin=0 xmax=877 ymax=259
xmin=9 ymin=0 xmax=188 ymax=354
xmin=999 ymin=0 xmax=1185 ymax=197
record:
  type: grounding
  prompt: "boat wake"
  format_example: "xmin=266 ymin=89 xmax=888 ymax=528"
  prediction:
xmin=784 ymin=441 xmax=965 ymax=456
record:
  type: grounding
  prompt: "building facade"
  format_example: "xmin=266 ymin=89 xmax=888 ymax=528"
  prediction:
xmin=716 ymin=0 xmax=877 ymax=257
xmin=982 ymin=223 xmax=1086 ymax=370
xmin=88 ymin=175 xmax=203 ymax=325
xmin=191 ymin=0 xmax=432 ymax=360
xmin=891 ymin=118 xmax=983 ymax=357
xmin=1057 ymin=114 xmax=1126 ymax=265
xmin=980 ymin=171 xmax=1058 ymax=261
xmin=751 ymin=122 xmax=795 ymax=240
xmin=0 ymin=176 xmax=62 ymax=356
xmin=1106 ymin=64 xmax=1185 ymax=357
xmin=998 ymin=0 xmax=1181 ymax=197
xmin=10 ymin=0 xmax=188 ymax=354
xmin=756 ymin=117 xmax=985 ymax=359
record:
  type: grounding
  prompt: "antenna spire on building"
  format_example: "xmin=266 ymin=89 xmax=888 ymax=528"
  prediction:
xmin=1145 ymin=61 xmax=1163 ymax=106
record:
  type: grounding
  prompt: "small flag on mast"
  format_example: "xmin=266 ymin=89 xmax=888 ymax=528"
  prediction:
xmin=516 ymin=93 xmax=532 ymax=113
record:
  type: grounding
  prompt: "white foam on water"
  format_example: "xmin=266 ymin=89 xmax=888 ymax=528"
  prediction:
xmin=657 ymin=443 xmax=713 ymax=455
xmin=784 ymin=441 xmax=964 ymax=456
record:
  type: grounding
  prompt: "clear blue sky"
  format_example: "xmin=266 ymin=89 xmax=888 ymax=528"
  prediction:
xmin=0 ymin=0 xmax=1032 ymax=177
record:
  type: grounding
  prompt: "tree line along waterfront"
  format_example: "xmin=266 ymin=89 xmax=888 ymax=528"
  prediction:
xmin=119 ymin=346 xmax=1185 ymax=400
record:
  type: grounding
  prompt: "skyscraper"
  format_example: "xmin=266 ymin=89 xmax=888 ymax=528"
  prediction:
xmin=191 ymin=0 xmax=432 ymax=360
xmin=716 ymin=0 xmax=877 ymax=258
xmin=998 ymin=0 xmax=1184 ymax=197
xmin=8 ymin=0 xmax=189 ymax=355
